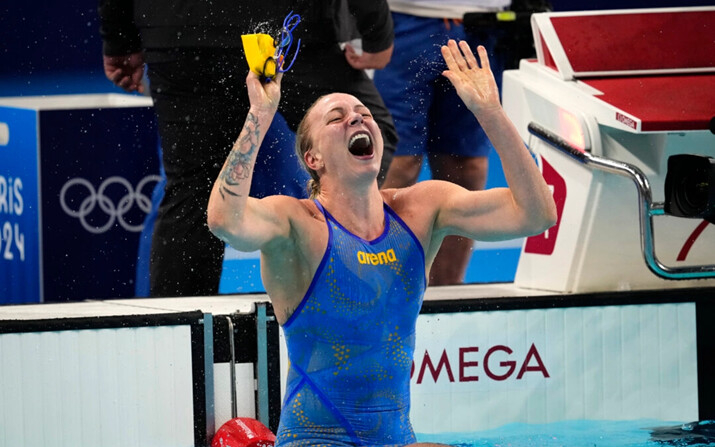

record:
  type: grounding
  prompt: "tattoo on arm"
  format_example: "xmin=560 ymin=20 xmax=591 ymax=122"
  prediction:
xmin=218 ymin=112 xmax=261 ymax=197
xmin=219 ymin=185 xmax=241 ymax=201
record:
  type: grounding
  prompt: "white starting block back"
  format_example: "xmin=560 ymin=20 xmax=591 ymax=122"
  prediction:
xmin=503 ymin=7 xmax=715 ymax=293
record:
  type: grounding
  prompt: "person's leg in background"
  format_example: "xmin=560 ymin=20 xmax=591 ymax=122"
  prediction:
xmin=144 ymin=49 xmax=248 ymax=297
xmin=373 ymin=12 xmax=435 ymax=190
xmin=428 ymin=20 xmax=505 ymax=285
xmin=134 ymin=138 xmax=166 ymax=297
xmin=425 ymin=72 xmax=492 ymax=285
xmin=374 ymin=13 xmax=498 ymax=285
xmin=249 ymin=111 xmax=310 ymax=200
xmin=427 ymin=153 xmax=488 ymax=284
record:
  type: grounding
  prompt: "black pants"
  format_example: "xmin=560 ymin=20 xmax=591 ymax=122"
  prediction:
xmin=145 ymin=46 xmax=397 ymax=297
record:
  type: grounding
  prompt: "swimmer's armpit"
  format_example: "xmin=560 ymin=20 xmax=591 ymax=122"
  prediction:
xmin=282 ymin=304 xmax=296 ymax=324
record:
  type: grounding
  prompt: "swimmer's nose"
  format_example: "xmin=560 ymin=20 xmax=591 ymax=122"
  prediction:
xmin=349 ymin=112 xmax=363 ymax=126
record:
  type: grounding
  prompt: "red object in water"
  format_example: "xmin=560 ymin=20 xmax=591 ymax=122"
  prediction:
xmin=212 ymin=417 xmax=276 ymax=447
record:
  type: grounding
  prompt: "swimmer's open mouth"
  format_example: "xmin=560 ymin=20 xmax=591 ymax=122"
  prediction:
xmin=348 ymin=132 xmax=374 ymax=158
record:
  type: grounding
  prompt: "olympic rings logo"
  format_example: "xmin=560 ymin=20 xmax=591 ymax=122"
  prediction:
xmin=59 ymin=175 xmax=162 ymax=234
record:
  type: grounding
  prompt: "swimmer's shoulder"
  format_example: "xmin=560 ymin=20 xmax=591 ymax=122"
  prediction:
xmin=256 ymin=195 xmax=325 ymax=228
xmin=382 ymin=180 xmax=467 ymax=226
xmin=381 ymin=182 xmax=446 ymax=228
xmin=381 ymin=180 xmax=452 ymax=213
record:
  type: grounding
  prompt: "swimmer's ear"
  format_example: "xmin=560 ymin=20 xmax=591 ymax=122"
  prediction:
xmin=305 ymin=150 xmax=323 ymax=171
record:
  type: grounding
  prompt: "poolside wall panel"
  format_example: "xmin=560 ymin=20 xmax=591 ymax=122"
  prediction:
xmin=410 ymin=303 xmax=698 ymax=433
xmin=0 ymin=323 xmax=197 ymax=447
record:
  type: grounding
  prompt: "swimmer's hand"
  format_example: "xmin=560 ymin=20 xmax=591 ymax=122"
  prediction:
xmin=345 ymin=43 xmax=393 ymax=70
xmin=441 ymin=40 xmax=500 ymax=117
xmin=246 ymin=71 xmax=282 ymax=115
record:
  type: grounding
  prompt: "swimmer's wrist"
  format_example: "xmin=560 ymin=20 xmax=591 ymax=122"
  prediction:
xmin=472 ymin=105 xmax=505 ymax=123
xmin=248 ymin=105 xmax=278 ymax=122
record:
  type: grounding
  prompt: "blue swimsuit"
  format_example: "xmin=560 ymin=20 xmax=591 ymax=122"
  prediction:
xmin=275 ymin=200 xmax=427 ymax=447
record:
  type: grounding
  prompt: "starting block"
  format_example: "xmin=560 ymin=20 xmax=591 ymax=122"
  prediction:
xmin=502 ymin=7 xmax=715 ymax=293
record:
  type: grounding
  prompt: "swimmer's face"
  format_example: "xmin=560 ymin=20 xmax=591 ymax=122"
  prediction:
xmin=303 ymin=93 xmax=383 ymax=179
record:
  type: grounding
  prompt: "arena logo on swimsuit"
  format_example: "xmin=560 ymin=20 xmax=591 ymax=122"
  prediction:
xmin=356 ymin=248 xmax=397 ymax=265
xmin=411 ymin=343 xmax=550 ymax=384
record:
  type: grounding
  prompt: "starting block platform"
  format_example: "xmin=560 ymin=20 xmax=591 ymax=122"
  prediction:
xmin=502 ymin=6 xmax=715 ymax=293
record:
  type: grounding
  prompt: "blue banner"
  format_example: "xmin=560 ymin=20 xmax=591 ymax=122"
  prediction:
xmin=0 ymin=106 xmax=41 ymax=303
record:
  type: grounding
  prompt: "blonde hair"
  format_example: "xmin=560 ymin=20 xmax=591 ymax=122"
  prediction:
xmin=295 ymin=96 xmax=327 ymax=199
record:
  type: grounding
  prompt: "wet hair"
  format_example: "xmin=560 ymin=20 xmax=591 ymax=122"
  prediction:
xmin=295 ymin=96 xmax=327 ymax=199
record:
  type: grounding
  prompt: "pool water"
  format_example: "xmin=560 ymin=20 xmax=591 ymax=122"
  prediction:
xmin=417 ymin=420 xmax=715 ymax=447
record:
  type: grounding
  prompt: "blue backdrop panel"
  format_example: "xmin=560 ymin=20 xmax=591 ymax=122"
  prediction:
xmin=0 ymin=107 xmax=41 ymax=303
xmin=38 ymin=106 xmax=160 ymax=302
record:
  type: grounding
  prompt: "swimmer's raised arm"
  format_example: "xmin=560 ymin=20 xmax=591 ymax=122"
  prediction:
xmin=207 ymin=72 xmax=291 ymax=252
xmin=427 ymin=40 xmax=557 ymax=243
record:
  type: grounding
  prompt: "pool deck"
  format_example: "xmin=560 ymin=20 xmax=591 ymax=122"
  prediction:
xmin=0 ymin=283 xmax=554 ymax=321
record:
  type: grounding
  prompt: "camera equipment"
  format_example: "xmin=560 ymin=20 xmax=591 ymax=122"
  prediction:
xmin=664 ymin=154 xmax=715 ymax=224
